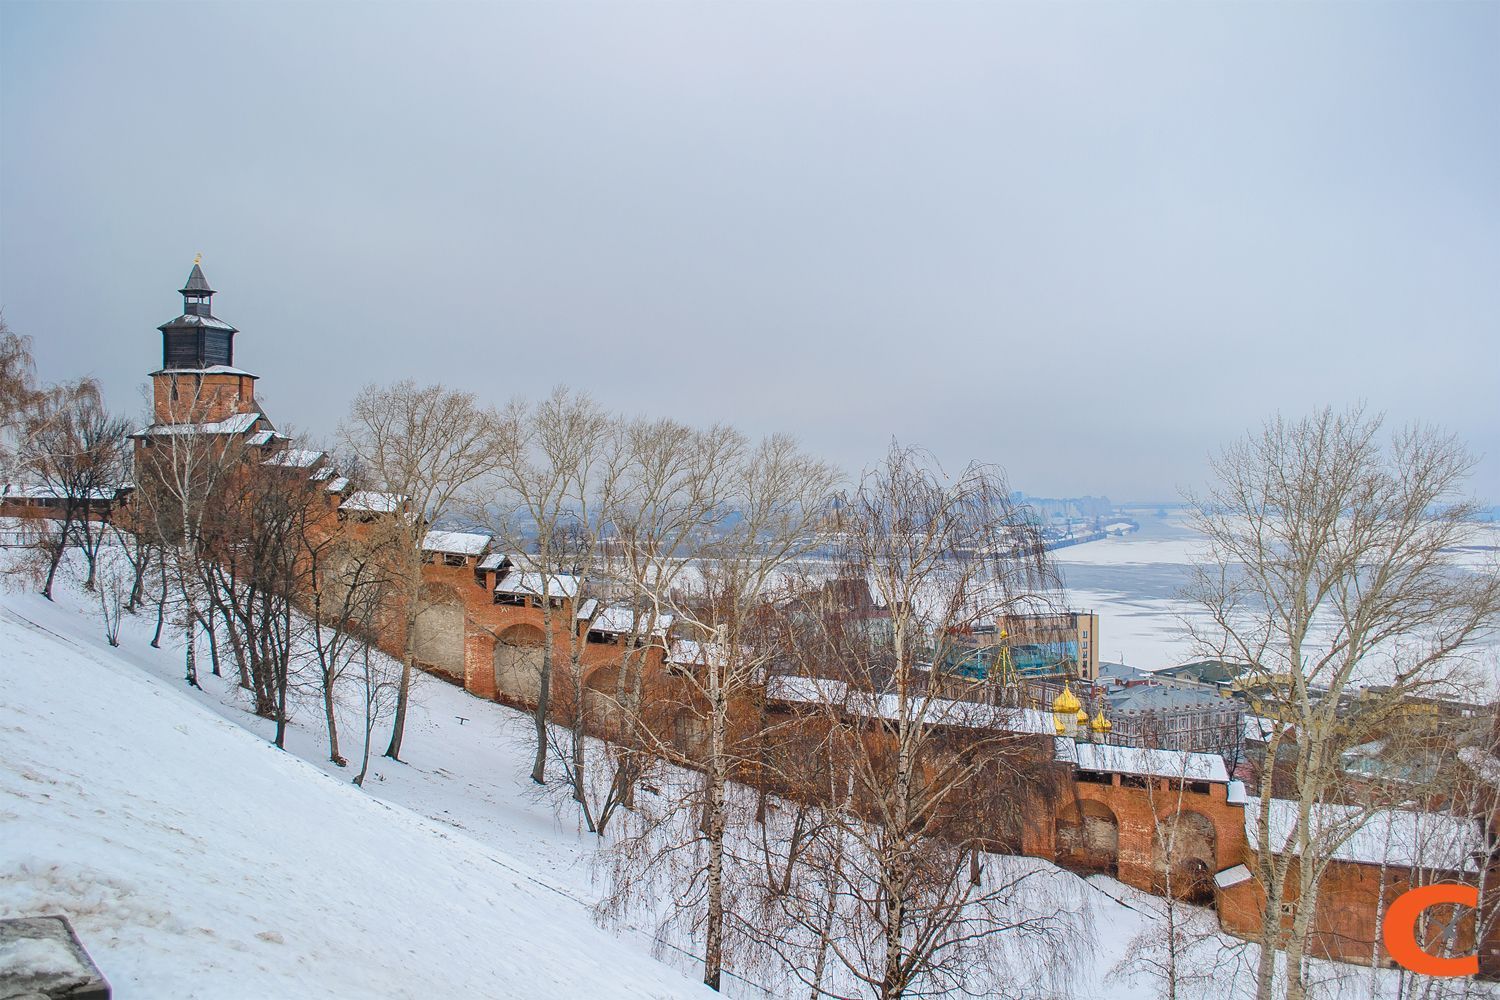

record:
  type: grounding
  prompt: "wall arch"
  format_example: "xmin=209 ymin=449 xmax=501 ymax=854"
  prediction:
xmin=1153 ymin=809 xmax=1217 ymax=903
xmin=493 ymin=623 xmax=547 ymax=704
xmin=413 ymin=583 xmax=465 ymax=681
xmin=581 ymin=664 xmax=622 ymax=737
xmin=1056 ymin=799 xmax=1119 ymax=876
xmin=673 ymin=709 xmax=707 ymax=762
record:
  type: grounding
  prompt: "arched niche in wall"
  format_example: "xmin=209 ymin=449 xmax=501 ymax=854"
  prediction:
xmin=1153 ymin=809 xmax=1217 ymax=904
xmin=1056 ymin=799 xmax=1120 ymax=876
xmin=413 ymin=582 xmax=466 ymax=681
xmin=493 ymin=623 xmax=547 ymax=705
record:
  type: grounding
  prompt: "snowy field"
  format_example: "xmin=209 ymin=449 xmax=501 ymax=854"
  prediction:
xmin=2 ymin=552 xmax=1492 ymax=998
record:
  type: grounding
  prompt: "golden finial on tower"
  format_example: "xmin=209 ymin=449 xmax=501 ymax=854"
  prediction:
xmin=193 ymin=252 xmax=202 ymax=265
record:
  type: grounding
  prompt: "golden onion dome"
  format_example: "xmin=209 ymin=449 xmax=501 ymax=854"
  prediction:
xmin=1053 ymin=714 xmax=1067 ymax=735
xmin=1076 ymin=706 xmax=1089 ymax=724
xmin=1091 ymin=709 xmax=1112 ymax=733
xmin=1052 ymin=682 xmax=1081 ymax=715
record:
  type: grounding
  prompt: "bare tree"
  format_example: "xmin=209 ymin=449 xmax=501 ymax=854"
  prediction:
xmin=546 ymin=538 xmax=629 ymax=834
xmin=604 ymin=444 xmax=1081 ymax=999
xmin=540 ymin=415 xmax=739 ymax=836
xmin=1183 ymin=407 xmax=1500 ymax=1000
xmin=0 ymin=317 xmax=34 ymax=420
xmin=535 ymin=423 xmax=633 ymax=832
xmin=1341 ymin=715 xmax=1500 ymax=1000
xmin=1450 ymin=708 xmax=1500 ymax=1000
xmin=339 ymin=380 xmax=501 ymax=761
xmin=148 ymin=540 xmax=170 ymax=648
xmin=686 ymin=435 xmax=838 ymax=991
xmin=611 ymin=433 xmax=837 ymax=990
xmin=305 ymin=499 xmax=400 ymax=767
xmin=1115 ymin=751 xmax=1237 ymax=1000
xmin=605 ymin=418 xmax=745 ymax=808
xmin=0 ymin=316 xmax=55 ymax=481
xmin=352 ymin=641 xmax=402 ymax=788
xmin=110 ymin=517 xmax=156 ymax=613
xmin=491 ymin=387 xmax=615 ymax=785
xmin=132 ymin=387 xmax=247 ymax=689
xmin=196 ymin=449 xmax=327 ymax=747
xmin=93 ymin=533 xmax=134 ymax=648
xmin=756 ymin=445 xmax=1083 ymax=1000
xmin=18 ymin=380 xmax=129 ymax=597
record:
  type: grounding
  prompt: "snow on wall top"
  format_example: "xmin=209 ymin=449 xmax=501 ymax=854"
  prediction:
xmin=261 ymin=448 xmax=325 ymax=469
xmin=765 ymin=674 xmax=1057 ymax=736
xmin=476 ymin=551 xmax=511 ymax=572
xmin=153 ymin=364 xmax=258 ymax=378
xmin=1 ymin=483 xmax=127 ymax=501
xmin=420 ymin=530 xmax=491 ymax=556
xmin=767 ymin=676 xmax=1231 ymax=781
xmin=1244 ymin=797 xmax=1483 ymax=871
xmin=340 ymin=490 xmax=405 ymax=514
xmin=668 ymin=639 xmax=737 ymax=669
xmin=589 ymin=606 xmax=674 ymax=638
xmin=495 ymin=570 xmax=580 ymax=599
xmin=1070 ymin=743 xmax=1229 ymax=783
xmin=135 ymin=411 xmax=262 ymax=437
xmin=1214 ymin=864 xmax=1252 ymax=889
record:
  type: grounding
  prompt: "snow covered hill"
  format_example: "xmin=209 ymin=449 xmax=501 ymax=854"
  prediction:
xmin=0 ymin=596 xmax=711 ymax=999
xmin=4 ymin=559 xmax=1473 ymax=1000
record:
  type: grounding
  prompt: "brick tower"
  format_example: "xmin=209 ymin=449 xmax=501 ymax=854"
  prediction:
xmin=151 ymin=257 xmax=259 ymax=425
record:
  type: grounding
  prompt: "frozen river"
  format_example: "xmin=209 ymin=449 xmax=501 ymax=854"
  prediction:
xmin=1050 ymin=511 xmax=1208 ymax=670
xmin=1055 ymin=511 xmax=1500 ymax=679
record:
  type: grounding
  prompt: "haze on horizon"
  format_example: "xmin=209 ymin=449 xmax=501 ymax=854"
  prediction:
xmin=2 ymin=2 xmax=1496 ymax=502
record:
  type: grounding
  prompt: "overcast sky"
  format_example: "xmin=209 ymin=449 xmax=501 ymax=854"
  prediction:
xmin=2 ymin=2 xmax=1496 ymax=501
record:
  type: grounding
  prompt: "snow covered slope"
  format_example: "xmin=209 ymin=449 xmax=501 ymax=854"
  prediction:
xmin=0 ymin=603 xmax=710 ymax=1000
xmin=5 ymin=559 xmax=1475 ymax=1000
